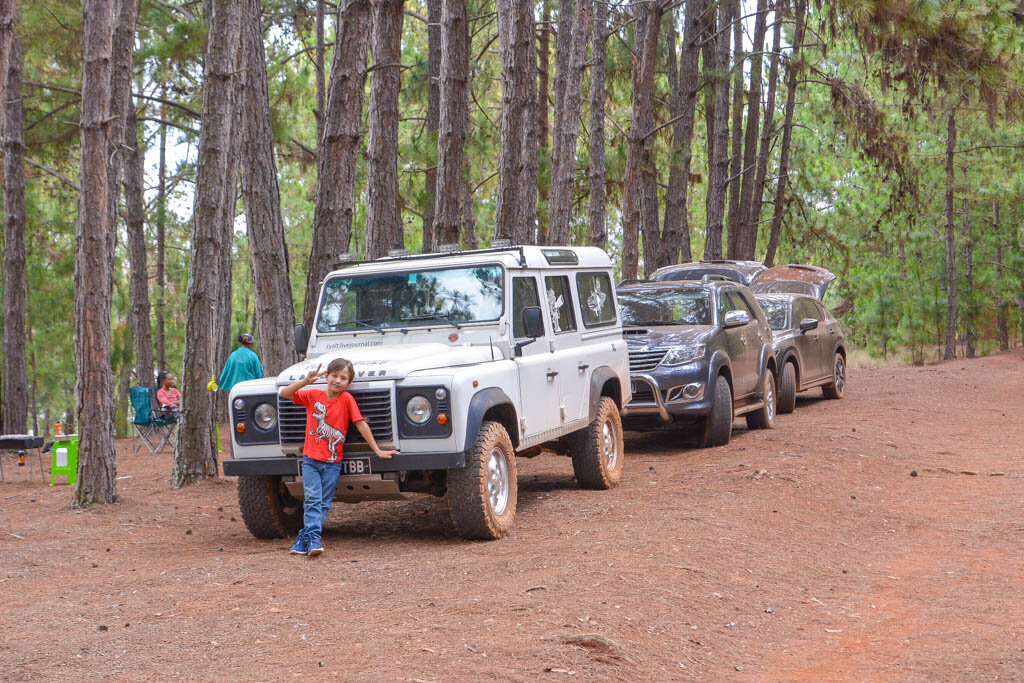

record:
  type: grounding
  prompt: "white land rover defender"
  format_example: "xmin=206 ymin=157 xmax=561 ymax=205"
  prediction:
xmin=222 ymin=245 xmax=631 ymax=540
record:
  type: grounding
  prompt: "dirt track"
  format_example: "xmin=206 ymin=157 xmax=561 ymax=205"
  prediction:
xmin=2 ymin=350 xmax=1023 ymax=680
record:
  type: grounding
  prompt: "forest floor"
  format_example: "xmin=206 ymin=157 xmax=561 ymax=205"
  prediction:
xmin=1 ymin=349 xmax=1022 ymax=681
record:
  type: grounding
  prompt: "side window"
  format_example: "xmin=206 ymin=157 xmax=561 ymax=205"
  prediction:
xmin=512 ymin=276 xmax=542 ymax=339
xmin=544 ymin=275 xmax=577 ymax=334
xmin=716 ymin=289 xmax=735 ymax=324
xmin=576 ymin=272 xmax=616 ymax=328
xmin=719 ymin=289 xmax=752 ymax=324
xmin=798 ymin=299 xmax=820 ymax=322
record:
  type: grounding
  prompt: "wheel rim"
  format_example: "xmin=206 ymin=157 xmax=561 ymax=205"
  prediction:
xmin=765 ymin=376 xmax=775 ymax=421
xmin=835 ymin=357 xmax=846 ymax=394
xmin=486 ymin=446 xmax=510 ymax=515
xmin=600 ymin=418 xmax=619 ymax=471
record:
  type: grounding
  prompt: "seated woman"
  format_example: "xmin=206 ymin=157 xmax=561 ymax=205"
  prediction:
xmin=156 ymin=371 xmax=181 ymax=419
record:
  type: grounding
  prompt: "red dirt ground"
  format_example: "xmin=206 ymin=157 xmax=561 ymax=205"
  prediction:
xmin=1 ymin=350 xmax=1022 ymax=681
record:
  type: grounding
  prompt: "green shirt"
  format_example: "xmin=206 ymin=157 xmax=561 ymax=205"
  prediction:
xmin=219 ymin=346 xmax=263 ymax=392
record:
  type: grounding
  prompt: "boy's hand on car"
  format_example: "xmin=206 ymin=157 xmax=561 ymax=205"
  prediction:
xmin=376 ymin=449 xmax=399 ymax=459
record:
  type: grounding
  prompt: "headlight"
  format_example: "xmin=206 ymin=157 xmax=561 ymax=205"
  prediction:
xmin=661 ymin=344 xmax=706 ymax=366
xmin=233 ymin=398 xmax=245 ymax=410
xmin=253 ymin=402 xmax=277 ymax=430
xmin=405 ymin=395 xmax=432 ymax=424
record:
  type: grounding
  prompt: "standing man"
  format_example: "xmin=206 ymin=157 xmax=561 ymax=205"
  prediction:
xmin=219 ymin=333 xmax=264 ymax=392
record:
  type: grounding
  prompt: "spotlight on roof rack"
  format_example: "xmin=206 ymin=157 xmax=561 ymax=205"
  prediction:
xmin=336 ymin=252 xmax=356 ymax=262
xmin=387 ymin=248 xmax=410 ymax=258
xmin=438 ymin=243 xmax=460 ymax=254
xmin=490 ymin=238 xmax=512 ymax=249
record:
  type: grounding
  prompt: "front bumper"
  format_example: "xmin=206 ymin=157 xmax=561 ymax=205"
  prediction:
xmin=222 ymin=451 xmax=466 ymax=477
xmin=624 ymin=367 xmax=714 ymax=423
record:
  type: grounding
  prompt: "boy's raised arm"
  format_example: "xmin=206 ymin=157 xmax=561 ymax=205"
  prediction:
xmin=280 ymin=364 xmax=323 ymax=400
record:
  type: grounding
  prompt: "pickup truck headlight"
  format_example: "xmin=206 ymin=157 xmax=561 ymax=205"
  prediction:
xmin=405 ymin=395 xmax=432 ymax=424
xmin=253 ymin=402 xmax=277 ymax=430
xmin=661 ymin=344 xmax=706 ymax=367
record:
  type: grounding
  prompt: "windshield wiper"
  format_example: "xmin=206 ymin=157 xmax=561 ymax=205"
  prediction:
xmin=334 ymin=318 xmax=384 ymax=333
xmin=399 ymin=314 xmax=462 ymax=329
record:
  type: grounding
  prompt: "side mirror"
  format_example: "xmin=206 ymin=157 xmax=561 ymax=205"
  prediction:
xmin=798 ymin=317 xmax=819 ymax=333
xmin=294 ymin=323 xmax=308 ymax=356
xmin=513 ymin=307 xmax=545 ymax=358
xmin=723 ymin=309 xmax=751 ymax=328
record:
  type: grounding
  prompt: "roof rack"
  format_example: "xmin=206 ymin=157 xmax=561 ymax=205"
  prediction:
xmin=701 ymin=274 xmax=729 ymax=284
xmin=330 ymin=245 xmax=526 ymax=270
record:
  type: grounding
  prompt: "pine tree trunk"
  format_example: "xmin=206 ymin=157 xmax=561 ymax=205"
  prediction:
xmin=961 ymin=167 xmax=975 ymax=359
xmin=156 ymin=92 xmax=167 ymax=370
xmin=315 ymin=0 xmax=326 ymax=150
xmin=123 ymin=78 xmax=155 ymax=391
xmin=433 ymin=0 xmax=469 ymax=247
xmin=764 ymin=0 xmax=804 ymax=267
xmin=537 ymin=3 xmax=551 ymax=241
xmin=735 ymin=0 xmax=767 ymax=259
xmin=587 ymin=0 xmax=607 ymax=251
xmin=365 ymin=0 xmax=405 ymax=258
xmin=303 ymin=0 xmax=370 ymax=330
xmin=661 ymin=1 xmax=700 ymax=267
xmin=239 ymin=0 xmax=297 ymax=377
xmin=726 ymin=0 xmax=743 ymax=258
xmin=942 ymin=109 xmax=957 ymax=361
xmin=175 ymin=0 xmax=243 ymax=488
xmin=548 ymin=0 xmax=590 ymax=245
xmin=704 ymin=0 xmax=733 ymax=261
xmin=622 ymin=0 xmax=662 ymax=279
xmin=0 ymin=0 xmax=15 ymax=122
xmin=749 ymin=0 xmax=783 ymax=243
xmin=994 ymin=201 xmax=1009 ymax=351
xmin=75 ymin=0 xmax=119 ymax=505
xmin=495 ymin=0 xmax=539 ymax=245
xmin=2 ymin=35 xmax=27 ymax=434
xmin=423 ymin=0 xmax=441 ymax=252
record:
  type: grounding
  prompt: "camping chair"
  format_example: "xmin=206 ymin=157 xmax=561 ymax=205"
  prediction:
xmin=130 ymin=386 xmax=178 ymax=454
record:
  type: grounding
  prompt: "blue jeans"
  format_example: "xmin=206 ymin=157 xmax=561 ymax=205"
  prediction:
xmin=300 ymin=457 xmax=342 ymax=539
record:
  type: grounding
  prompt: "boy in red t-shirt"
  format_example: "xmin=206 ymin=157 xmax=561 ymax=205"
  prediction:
xmin=280 ymin=358 xmax=399 ymax=556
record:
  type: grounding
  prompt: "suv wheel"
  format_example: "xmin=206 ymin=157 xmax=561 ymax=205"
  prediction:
xmin=822 ymin=353 xmax=846 ymax=399
xmin=447 ymin=421 xmax=517 ymax=540
xmin=746 ymin=370 xmax=777 ymax=429
xmin=777 ymin=361 xmax=797 ymax=414
xmin=698 ymin=375 xmax=733 ymax=448
xmin=237 ymin=475 xmax=303 ymax=539
xmin=570 ymin=397 xmax=624 ymax=489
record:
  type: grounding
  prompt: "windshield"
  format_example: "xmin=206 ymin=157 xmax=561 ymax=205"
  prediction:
xmin=617 ymin=290 xmax=711 ymax=326
xmin=757 ymin=299 xmax=789 ymax=331
xmin=317 ymin=265 xmax=504 ymax=332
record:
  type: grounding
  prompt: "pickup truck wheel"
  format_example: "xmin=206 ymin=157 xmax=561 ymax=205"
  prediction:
xmin=822 ymin=353 xmax=846 ymax=399
xmin=570 ymin=397 xmax=624 ymax=490
xmin=237 ymin=475 xmax=303 ymax=539
xmin=698 ymin=375 xmax=733 ymax=448
xmin=447 ymin=421 xmax=517 ymax=540
xmin=777 ymin=361 xmax=797 ymax=414
xmin=745 ymin=370 xmax=777 ymax=430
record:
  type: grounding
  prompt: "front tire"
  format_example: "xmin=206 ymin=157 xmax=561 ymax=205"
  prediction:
xmin=777 ymin=361 xmax=797 ymax=414
xmin=698 ymin=375 xmax=733 ymax=448
xmin=447 ymin=421 xmax=517 ymax=540
xmin=237 ymin=475 xmax=303 ymax=539
xmin=746 ymin=370 xmax=777 ymax=430
xmin=822 ymin=353 xmax=846 ymax=399
xmin=570 ymin=397 xmax=624 ymax=489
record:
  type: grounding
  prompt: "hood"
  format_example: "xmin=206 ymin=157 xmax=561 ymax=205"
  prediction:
xmin=624 ymin=325 xmax=715 ymax=349
xmin=277 ymin=343 xmax=500 ymax=383
xmin=751 ymin=264 xmax=835 ymax=299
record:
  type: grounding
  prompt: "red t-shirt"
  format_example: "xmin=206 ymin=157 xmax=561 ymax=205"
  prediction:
xmin=292 ymin=388 xmax=364 ymax=463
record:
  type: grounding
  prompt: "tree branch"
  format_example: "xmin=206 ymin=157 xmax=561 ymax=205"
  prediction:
xmin=26 ymin=158 xmax=80 ymax=192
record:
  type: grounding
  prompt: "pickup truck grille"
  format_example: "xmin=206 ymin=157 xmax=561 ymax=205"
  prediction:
xmin=628 ymin=349 xmax=666 ymax=372
xmin=278 ymin=389 xmax=394 ymax=446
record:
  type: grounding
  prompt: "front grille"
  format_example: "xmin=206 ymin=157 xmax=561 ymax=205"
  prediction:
xmin=278 ymin=389 xmax=393 ymax=446
xmin=628 ymin=349 xmax=666 ymax=372
xmin=630 ymin=383 xmax=656 ymax=403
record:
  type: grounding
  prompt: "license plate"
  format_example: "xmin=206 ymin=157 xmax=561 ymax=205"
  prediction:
xmin=341 ymin=457 xmax=371 ymax=475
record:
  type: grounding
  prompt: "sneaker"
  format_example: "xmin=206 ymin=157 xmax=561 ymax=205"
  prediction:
xmin=307 ymin=535 xmax=324 ymax=556
xmin=289 ymin=534 xmax=309 ymax=555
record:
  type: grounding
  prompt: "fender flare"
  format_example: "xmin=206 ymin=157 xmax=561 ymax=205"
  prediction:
xmin=706 ymin=351 xmax=732 ymax=398
xmin=588 ymin=366 xmax=622 ymax=419
xmin=463 ymin=387 xmax=517 ymax=451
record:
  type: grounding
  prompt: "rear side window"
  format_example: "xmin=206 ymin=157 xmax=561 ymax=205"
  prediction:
xmin=576 ymin=272 xmax=617 ymax=328
xmin=512 ymin=276 xmax=542 ymax=339
xmin=544 ymin=276 xmax=577 ymax=334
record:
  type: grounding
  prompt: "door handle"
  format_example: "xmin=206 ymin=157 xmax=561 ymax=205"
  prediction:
xmin=578 ymin=363 xmax=589 ymax=372
xmin=740 ymin=335 xmax=748 ymax=345
xmin=546 ymin=370 xmax=559 ymax=379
